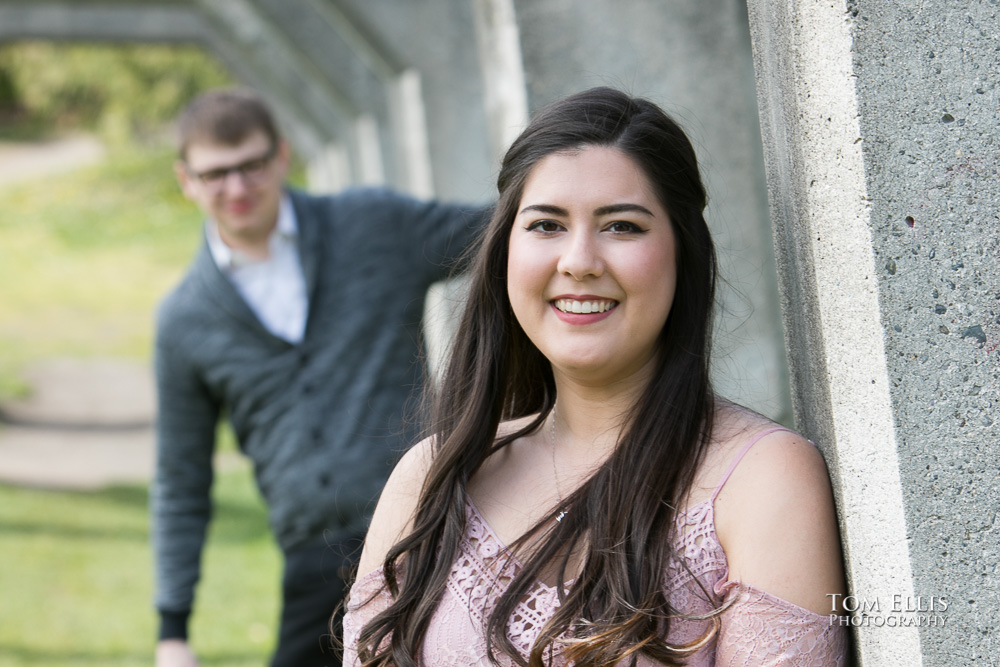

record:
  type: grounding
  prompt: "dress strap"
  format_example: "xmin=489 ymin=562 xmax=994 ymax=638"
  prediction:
xmin=711 ymin=427 xmax=794 ymax=503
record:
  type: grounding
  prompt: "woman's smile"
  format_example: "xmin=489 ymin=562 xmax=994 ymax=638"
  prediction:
xmin=552 ymin=297 xmax=619 ymax=315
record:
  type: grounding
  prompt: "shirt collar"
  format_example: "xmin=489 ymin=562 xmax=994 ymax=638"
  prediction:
xmin=206 ymin=194 xmax=298 ymax=271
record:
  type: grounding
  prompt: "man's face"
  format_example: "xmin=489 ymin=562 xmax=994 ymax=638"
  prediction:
xmin=175 ymin=130 xmax=290 ymax=250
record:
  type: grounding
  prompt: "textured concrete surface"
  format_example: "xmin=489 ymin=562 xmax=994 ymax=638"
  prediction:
xmin=335 ymin=0 xmax=496 ymax=201
xmin=851 ymin=1 xmax=999 ymax=663
xmin=748 ymin=0 xmax=999 ymax=663
xmin=748 ymin=2 xmax=919 ymax=663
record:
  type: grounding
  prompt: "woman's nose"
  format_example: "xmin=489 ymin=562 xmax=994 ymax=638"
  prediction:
xmin=557 ymin=230 xmax=604 ymax=280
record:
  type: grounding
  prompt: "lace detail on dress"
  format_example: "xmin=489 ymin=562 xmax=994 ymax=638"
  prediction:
xmin=715 ymin=582 xmax=849 ymax=666
xmin=451 ymin=499 xmax=563 ymax=661
xmin=668 ymin=500 xmax=729 ymax=593
xmin=343 ymin=567 xmax=394 ymax=667
xmin=342 ymin=496 xmax=848 ymax=666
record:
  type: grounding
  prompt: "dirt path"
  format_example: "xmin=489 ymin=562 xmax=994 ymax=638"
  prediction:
xmin=0 ymin=358 xmax=159 ymax=490
xmin=0 ymin=137 xmax=163 ymax=490
xmin=0 ymin=134 xmax=105 ymax=187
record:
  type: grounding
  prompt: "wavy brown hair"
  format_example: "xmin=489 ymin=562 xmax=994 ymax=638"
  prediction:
xmin=355 ymin=87 xmax=719 ymax=666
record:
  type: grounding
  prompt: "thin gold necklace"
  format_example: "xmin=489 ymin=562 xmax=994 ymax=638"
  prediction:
xmin=549 ymin=403 xmax=567 ymax=522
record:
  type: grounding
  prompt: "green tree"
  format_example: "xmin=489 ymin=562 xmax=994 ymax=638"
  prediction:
xmin=0 ymin=42 xmax=231 ymax=144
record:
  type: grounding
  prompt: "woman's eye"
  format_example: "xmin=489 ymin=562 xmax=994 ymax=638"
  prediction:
xmin=526 ymin=220 xmax=562 ymax=233
xmin=607 ymin=221 xmax=643 ymax=233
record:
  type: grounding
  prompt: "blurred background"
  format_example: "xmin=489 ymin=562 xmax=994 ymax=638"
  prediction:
xmin=0 ymin=41 xmax=286 ymax=665
xmin=0 ymin=1 xmax=783 ymax=665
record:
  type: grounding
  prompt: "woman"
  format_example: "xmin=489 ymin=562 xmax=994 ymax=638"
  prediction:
xmin=343 ymin=87 xmax=848 ymax=665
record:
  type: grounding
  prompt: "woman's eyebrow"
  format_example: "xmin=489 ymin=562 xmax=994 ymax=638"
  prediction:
xmin=594 ymin=203 xmax=655 ymax=217
xmin=518 ymin=203 xmax=654 ymax=217
xmin=518 ymin=203 xmax=568 ymax=216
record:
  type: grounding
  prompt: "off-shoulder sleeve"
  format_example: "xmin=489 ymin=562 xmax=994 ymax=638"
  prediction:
xmin=714 ymin=581 xmax=848 ymax=666
xmin=343 ymin=567 xmax=395 ymax=667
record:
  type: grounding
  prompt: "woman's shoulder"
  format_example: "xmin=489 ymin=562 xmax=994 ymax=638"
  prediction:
xmin=708 ymin=403 xmax=846 ymax=615
xmin=708 ymin=402 xmax=830 ymax=503
xmin=356 ymin=436 xmax=436 ymax=577
xmin=686 ymin=404 xmax=805 ymax=499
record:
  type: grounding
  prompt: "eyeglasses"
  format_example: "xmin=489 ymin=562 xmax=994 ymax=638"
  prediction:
xmin=184 ymin=147 xmax=277 ymax=190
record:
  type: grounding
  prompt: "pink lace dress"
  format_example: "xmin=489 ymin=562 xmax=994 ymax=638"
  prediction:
xmin=343 ymin=428 xmax=848 ymax=665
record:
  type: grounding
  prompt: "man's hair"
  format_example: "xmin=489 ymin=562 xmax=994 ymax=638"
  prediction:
xmin=175 ymin=87 xmax=281 ymax=160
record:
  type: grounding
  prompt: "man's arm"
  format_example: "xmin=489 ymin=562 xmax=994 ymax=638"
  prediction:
xmin=393 ymin=191 xmax=493 ymax=283
xmin=151 ymin=325 xmax=220 ymax=661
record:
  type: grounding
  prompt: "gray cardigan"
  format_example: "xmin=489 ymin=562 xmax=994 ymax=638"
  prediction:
xmin=152 ymin=187 xmax=486 ymax=616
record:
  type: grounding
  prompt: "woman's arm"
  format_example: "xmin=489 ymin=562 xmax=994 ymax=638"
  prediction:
xmin=711 ymin=430 xmax=849 ymax=664
xmin=344 ymin=438 xmax=434 ymax=666
xmin=356 ymin=436 xmax=435 ymax=578
xmin=714 ymin=429 xmax=846 ymax=614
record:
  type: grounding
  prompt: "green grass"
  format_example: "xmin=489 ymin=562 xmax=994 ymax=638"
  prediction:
xmin=0 ymin=462 xmax=281 ymax=666
xmin=0 ymin=137 xmax=308 ymax=400
xmin=0 ymin=143 xmax=202 ymax=398
xmin=0 ymin=136 xmax=291 ymax=663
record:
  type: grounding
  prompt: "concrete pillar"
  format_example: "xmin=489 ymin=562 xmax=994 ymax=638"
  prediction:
xmin=747 ymin=0 xmax=999 ymax=663
xmin=510 ymin=0 xmax=791 ymax=421
xmin=335 ymin=0 xmax=496 ymax=202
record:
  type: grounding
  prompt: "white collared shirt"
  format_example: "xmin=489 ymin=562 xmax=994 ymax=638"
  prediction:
xmin=206 ymin=195 xmax=308 ymax=343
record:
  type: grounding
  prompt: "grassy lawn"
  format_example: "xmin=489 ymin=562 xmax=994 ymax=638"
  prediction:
xmin=0 ymin=141 xmax=285 ymax=663
xmin=0 ymin=144 xmax=201 ymax=397
xmin=0 ymin=463 xmax=281 ymax=666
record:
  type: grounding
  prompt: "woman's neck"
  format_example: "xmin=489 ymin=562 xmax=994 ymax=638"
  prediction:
xmin=550 ymin=370 xmax=650 ymax=459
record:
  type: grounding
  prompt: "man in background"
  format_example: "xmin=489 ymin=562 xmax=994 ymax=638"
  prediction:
xmin=153 ymin=87 xmax=487 ymax=666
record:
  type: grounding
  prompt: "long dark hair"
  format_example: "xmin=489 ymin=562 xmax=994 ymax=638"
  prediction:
xmin=356 ymin=87 xmax=719 ymax=666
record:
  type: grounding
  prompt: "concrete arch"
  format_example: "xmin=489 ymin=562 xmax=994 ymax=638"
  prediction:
xmin=0 ymin=0 xmax=488 ymax=196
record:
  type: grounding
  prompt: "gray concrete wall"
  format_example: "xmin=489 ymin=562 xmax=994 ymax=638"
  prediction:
xmin=748 ymin=0 xmax=998 ymax=664
xmin=853 ymin=1 xmax=999 ymax=662
xmin=512 ymin=0 xmax=791 ymax=421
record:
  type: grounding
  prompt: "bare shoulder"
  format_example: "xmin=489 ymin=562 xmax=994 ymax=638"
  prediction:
xmin=356 ymin=436 xmax=435 ymax=578
xmin=712 ymin=416 xmax=846 ymax=615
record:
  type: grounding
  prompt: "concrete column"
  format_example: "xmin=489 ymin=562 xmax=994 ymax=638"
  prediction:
xmin=748 ymin=0 xmax=998 ymax=663
xmin=336 ymin=0 xmax=496 ymax=202
xmin=511 ymin=0 xmax=791 ymax=421
xmin=471 ymin=0 xmax=529 ymax=162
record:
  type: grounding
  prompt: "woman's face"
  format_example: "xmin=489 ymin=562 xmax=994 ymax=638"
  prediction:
xmin=507 ymin=146 xmax=677 ymax=387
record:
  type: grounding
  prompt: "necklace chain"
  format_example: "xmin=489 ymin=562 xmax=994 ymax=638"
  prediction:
xmin=549 ymin=403 xmax=567 ymax=522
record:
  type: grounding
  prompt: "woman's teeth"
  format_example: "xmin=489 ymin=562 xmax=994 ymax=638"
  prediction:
xmin=554 ymin=299 xmax=617 ymax=314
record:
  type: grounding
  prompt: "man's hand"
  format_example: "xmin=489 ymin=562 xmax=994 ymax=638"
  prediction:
xmin=156 ymin=639 xmax=199 ymax=667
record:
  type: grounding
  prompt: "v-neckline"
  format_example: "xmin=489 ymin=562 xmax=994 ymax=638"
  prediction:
xmin=463 ymin=493 xmax=715 ymax=591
